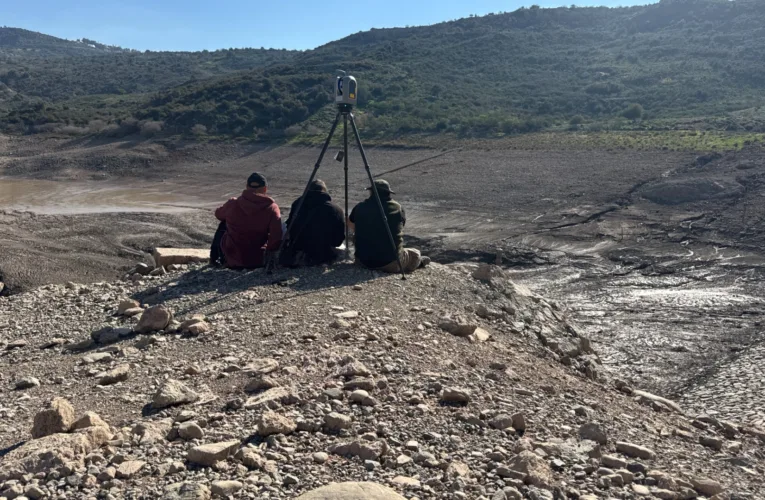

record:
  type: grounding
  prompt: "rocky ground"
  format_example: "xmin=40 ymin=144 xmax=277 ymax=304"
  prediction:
xmin=1 ymin=261 xmax=763 ymax=499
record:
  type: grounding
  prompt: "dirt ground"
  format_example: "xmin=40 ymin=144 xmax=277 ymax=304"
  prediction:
xmin=2 ymin=133 xmax=765 ymax=426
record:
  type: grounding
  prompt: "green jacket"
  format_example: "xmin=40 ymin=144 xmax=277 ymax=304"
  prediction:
xmin=349 ymin=195 xmax=405 ymax=268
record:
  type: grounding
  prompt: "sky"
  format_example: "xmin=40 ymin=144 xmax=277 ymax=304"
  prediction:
xmin=4 ymin=0 xmax=655 ymax=52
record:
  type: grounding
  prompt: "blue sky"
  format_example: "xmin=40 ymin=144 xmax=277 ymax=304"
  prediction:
xmin=4 ymin=0 xmax=654 ymax=52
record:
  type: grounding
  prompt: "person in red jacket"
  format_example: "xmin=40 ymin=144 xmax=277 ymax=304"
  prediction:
xmin=210 ymin=172 xmax=282 ymax=269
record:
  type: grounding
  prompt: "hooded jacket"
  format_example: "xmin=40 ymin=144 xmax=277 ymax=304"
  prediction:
xmin=214 ymin=189 xmax=282 ymax=268
xmin=285 ymin=190 xmax=345 ymax=265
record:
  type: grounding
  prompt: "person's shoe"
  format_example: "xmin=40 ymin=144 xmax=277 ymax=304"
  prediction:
xmin=419 ymin=256 xmax=432 ymax=268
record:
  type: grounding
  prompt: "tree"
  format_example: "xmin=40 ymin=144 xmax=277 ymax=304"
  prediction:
xmin=622 ymin=103 xmax=644 ymax=120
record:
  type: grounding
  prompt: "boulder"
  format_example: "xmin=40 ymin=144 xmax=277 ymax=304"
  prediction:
xmin=136 ymin=304 xmax=173 ymax=334
xmin=0 ymin=426 xmax=112 ymax=481
xmin=295 ymin=482 xmax=406 ymax=500
xmin=187 ymin=440 xmax=240 ymax=467
xmin=31 ymin=397 xmax=76 ymax=438
xmin=153 ymin=247 xmax=210 ymax=267
xmin=153 ymin=379 xmax=199 ymax=409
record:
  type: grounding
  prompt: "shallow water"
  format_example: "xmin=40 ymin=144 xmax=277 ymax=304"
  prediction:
xmin=0 ymin=177 xmax=220 ymax=214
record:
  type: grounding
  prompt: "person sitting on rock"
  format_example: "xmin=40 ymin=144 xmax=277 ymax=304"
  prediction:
xmin=211 ymin=172 xmax=282 ymax=269
xmin=348 ymin=179 xmax=429 ymax=274
xmin=281 ymin=180 xmax=346 ymax=267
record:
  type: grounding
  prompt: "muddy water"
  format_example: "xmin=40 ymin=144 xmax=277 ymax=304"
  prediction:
xmin=0 ymin=177 xmax=222 ymax=214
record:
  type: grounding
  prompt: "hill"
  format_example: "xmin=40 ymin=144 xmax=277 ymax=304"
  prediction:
xmin=2 ymin=0 xmax=765 ymax=140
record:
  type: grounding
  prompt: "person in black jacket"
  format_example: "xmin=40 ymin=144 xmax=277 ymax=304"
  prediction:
xmin=283 ymin=180 xmax=345 ymax=266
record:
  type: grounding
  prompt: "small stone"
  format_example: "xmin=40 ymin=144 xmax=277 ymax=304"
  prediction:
xmin=15 ymin=377 xmax=41 ymax=390
xmin=441 ymin=387 xmax=471 ymax=405
xmin=335 ymin=310 xmax=359 ymax=319
xmin=257 ymin=411 xmax=297 ymax=436
xmin=188 ymin=440 xmax=240 ymax=467
xmin=313 ymin=452 xmax=329 ymax=464
xmin=579 ymin=422 xmax=607 ymax=444
xmin=391 ymin=476 xmax=421 ymax=488
xmin=211 ymin=480 xmax=243 ymax=497
xmin=244 ymin=375 xmax=278 ymax=393
xmin=691 ymin=477 xmax=723 ymax=496
xmin=98 ymin=364 xmax=130 ymax=385
xmin=349 ymin=389 xmax=378 ymax=406
xmin=178 ymin=422 xmax=205 ymax=440
xmin=324 ymin=412 xmax=352 ymax=432
xmin=135 ymin=304 xmax=173 ymax=333
xmin=616 ymin=441 xmax=655 ymax=460
xmin=116 ymin=460 xmax=145 ymax=479
xmin=699 ymin=435 xmax=723 ymax=451
xmin=24 ymin=485 xmax=46 ymax=499
xmin=31 ymin=397 xmax=76 ymax=438
xmin=601 ymin=455 xmax=627 ymax=469
xmin=396 ymin=454 xmax=413 ymax=466
xmin=118 ymin=299 xmax=140 ymax=315
xmin=153 ymin=379 xmax=199 ymax=408
xmin=511 ymin=412 xmax=526 ymax=432
xmin=489 ymin=414 xmax=514 ymax=430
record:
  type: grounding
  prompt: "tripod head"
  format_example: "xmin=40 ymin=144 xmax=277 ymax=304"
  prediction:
xmin=335 ymin=71 xmax=357 ymax=109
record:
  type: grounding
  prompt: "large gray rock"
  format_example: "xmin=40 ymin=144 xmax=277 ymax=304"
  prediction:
xmin=135 ymin=305 xmax=173 ymax=334
xmin=31 ymin=397 xmax=76 ymax=438
xmin=295 ymin=482 xmax=406 ymax=500
xmin=153 ymin=379 xmax=199 ymax=409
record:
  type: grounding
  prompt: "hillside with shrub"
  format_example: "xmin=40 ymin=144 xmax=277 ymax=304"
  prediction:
xmin=2 ymin=0 xmax=765 ymax=140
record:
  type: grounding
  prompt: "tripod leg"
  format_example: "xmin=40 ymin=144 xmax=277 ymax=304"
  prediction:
xmin=282 ymin=111 xmax=341 ymax=248
xmin=343 ymin=114 xmax=350 ymax=260
xmin=348 ymin=113 xmax=407 ymax=281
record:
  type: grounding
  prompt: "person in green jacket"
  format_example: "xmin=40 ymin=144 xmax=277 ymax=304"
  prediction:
xmin=348 ymin=179 xmax=429 ymax=273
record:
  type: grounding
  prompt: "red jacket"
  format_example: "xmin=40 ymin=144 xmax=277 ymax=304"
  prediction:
xmin=215 ymin=189 xmax=282 ymax=268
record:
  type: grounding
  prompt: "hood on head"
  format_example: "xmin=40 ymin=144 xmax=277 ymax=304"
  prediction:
xmin=238 ymin=189 xmax=275 ymax=215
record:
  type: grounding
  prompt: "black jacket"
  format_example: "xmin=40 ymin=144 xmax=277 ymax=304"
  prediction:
xmin=285 ymin=191 xmax=345 ymax=265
